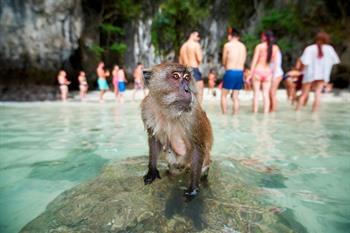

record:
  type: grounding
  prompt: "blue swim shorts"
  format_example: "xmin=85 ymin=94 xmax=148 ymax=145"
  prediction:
xmin=192 ymin=68 xmax=202 ymax=81
xmin=118 ymin=81 xmax=126 ymax=92
xmin=98 ymin=78 xmax=109 ymax=90
xmin=223 ymin=70 xmax=244 ymax=90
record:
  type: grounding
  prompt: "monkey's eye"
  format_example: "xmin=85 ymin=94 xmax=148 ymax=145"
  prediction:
xmin=183 ymin=73 xmax=191 ymax=81
xmin=172 ymin=72 xmax=180 ymax=80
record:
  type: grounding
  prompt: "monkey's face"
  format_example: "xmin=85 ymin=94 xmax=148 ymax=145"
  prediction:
xmin=166 ymin=70 xmax=193 ymax=111
xmin=145 ymin=63 xmax=197 ymax=114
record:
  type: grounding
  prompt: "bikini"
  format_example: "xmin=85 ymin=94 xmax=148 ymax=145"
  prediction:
xmin=254 ymin=69 xmax=272 ymax=82
xmin=253 ymin=48 xmax=274 ymax=82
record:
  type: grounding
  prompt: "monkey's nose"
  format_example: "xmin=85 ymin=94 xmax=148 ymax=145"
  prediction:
xmin=181 ymin=80 xmax=190 ymax=93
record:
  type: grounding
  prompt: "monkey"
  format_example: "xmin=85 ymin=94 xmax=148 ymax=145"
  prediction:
xmin=141 ymin=62 xmax=213 ymax=199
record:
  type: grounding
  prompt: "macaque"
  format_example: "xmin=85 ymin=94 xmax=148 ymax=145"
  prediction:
xmin=141 ymin=63 xmax=213 ymax=198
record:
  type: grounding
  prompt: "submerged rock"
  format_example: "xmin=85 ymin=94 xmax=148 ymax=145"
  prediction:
xmin=20 ymin=156 xmax=301 ymax=233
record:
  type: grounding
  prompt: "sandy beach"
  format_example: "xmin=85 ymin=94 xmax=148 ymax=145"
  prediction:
xmin=69 ymin=88 xmax=350 ymax=103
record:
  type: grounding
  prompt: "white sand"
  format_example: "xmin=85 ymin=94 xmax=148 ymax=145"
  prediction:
xmin=74 ymin=88 xmax=350 ymax=103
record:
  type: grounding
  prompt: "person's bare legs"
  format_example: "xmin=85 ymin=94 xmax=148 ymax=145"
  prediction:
xmin=221 ymin=89 xmax=229 ymax=114
xmin=132 ymin=89 xmax=136 ymax=101
xmin=252 ymin=79 xmax=261 ymax=113
xmin=61 ymin=87 xmax=68 ymax=101
xmin=284 ymin=79 xmax=291 ymax=101
xmin=99 ymin=90 xmax=105 ymax=103
xmin=296 ymin=83 xmax=311 ymax=111
xmin=232 ymin=90 xmax=239 ymax=114
xmin=196 ymin=80 xmax=204 ymax=104
xmin=262 ymin=78 xmax=271 ymax=114
xmin=312 ymin=80 xmax=324 ymax=112
xmin=269 ymin=76 xmax=282 ymax=112
xmin=291 ymin=83 xmax=297 ymax=105
xmin=114 ymin=85 xmax=119 ymax=100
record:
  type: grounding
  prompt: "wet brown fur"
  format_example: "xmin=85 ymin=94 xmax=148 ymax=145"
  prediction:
xmin=141 ymin=63 xmax=213 ymax=195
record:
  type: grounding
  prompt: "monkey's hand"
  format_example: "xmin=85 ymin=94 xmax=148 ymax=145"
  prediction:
xmin=184 ymin=187 xmax=199 ymax=200
xmin=143 ymin=168 xmax=161 ymax=185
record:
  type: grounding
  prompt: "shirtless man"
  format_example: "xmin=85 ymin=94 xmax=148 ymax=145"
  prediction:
xmin=132 ymin=62 xmax=146 ymax=101
xmin=221 ymin=27 xmax=247 ymax=114
xmin=179 ymin=31 xmax=203 ymax=103
xmin=96 ymin=62 xmax=110 ymax=102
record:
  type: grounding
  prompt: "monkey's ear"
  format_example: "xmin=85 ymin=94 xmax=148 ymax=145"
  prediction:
xmin=143 ymin=69 xmax=152 ymax=87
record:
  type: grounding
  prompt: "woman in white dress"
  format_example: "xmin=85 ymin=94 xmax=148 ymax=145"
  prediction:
xmin=296 ymin=31 xmax=340 ymax=112
xmin=269 ymin=47 xmax=284 ymax=112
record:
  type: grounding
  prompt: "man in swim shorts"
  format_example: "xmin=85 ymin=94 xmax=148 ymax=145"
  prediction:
xmin=97 ymin=61 xmax=110 ymax=102
xmin=221 ymin=27 xmax=247 ymax=114
xmin=179 ymin=31 xmax=204 ymax=104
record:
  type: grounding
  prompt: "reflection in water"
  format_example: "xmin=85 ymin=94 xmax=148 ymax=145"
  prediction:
xmin=251 ymin=115 xmax=273 ymax=161
xmin=164 ymin=185 xmax=206 ymax=230
xmin=0 ymin=102 xmax=349 ymax=233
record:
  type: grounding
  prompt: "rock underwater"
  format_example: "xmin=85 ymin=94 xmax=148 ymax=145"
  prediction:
xmin=20 ymin=156 xmax=300 ymax=233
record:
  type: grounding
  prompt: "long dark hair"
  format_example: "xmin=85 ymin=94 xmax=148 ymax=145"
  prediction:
xmin=315 ymin=31 xmax=330 ymax=58
xmin=263 ymin=30 xmax=274 ymax=63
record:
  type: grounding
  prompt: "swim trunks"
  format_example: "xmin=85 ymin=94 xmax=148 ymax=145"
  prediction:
xmin=98 ymin=78 xmax=109 ymax=90
xmin=118 ymin=81 xmax=126 ymax=92
xmin=192 ymin=68 xmax=202 ymax=81
xmin=223 ymin=69 xmax=244 ymax=90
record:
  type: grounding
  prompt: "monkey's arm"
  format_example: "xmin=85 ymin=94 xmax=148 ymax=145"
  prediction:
xmin=185 ymin=146 xmax=204 ymax=198
xmin=143 ymin=130 xmax=162 ymax=185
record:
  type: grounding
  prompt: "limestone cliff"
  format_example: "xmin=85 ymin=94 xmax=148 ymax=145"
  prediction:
xmin=0 ymin=0 xmax=83 ymax=84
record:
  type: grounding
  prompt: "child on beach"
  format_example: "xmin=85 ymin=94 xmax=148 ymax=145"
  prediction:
xmin=208 ymin=68 xmax=217 ymax=97
xmin=243 ymin=68 xmax=252 ymax=91
xmin=284 ymin=62 xmax=303 ymax=105
xmin=78 ymin=71 xmax=88 ymax=100
xmin=57 ymin=70 xmax=70 ymax=101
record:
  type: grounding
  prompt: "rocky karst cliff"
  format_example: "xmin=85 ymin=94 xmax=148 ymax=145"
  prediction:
xmin=0 ymin=0 xmax=83 ymax=84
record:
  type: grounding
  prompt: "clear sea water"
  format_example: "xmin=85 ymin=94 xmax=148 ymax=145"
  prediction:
xmin=0 ymin=100 xmax=349 ymax=233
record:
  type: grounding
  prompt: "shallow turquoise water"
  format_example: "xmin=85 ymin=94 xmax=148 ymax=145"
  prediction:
xmin=0 ymin=101 xmax=349 ymax=233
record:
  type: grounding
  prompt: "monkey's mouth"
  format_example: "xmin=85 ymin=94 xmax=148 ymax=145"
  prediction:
xmin=172 ymin=100 xmax=192 ymax=112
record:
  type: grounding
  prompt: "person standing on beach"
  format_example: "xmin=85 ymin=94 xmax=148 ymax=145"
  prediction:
xmin=57 ymin=70 xmax=70 ymax=101
xmin=296 ymin=31 xmax=340 ymax=112
xmin=179 ymin=31 xmax=204 ymax=104
xmin=78 ymin=71 xmax=88 ymax=101
xmin=117 ymin=66 xmax=128 ymax=103
xmin=269 ymin=44 xmax=284 ymax=112
xmin=249 ymin=31 xmax=278 ymax=114
xmin=208 ymin=68 xmax=217 ymax=97
xmin=132 ymin=62 xmax=145 ymax=101
xmin=112 ymin=65 xmax=119 ymax=100
xmin=221 ymin=27 xmax=247 ymax=114
xmin=97 ymin=62 xmax=110 ymax=102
